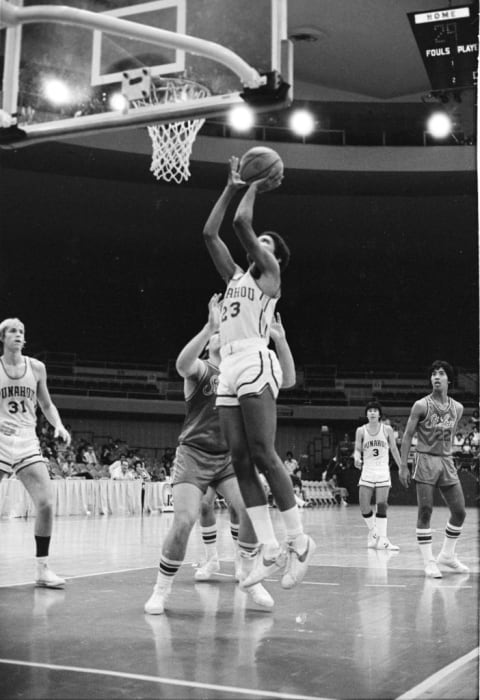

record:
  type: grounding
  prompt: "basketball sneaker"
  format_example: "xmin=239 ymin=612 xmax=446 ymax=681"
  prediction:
xmin=144 ymin=578 xmax=172 ymax=615
xmin=281 ymin=534 xmax=316 ymax=590
xmin=436 ymin=553 xmax=470 ymax=574
xmin=194 ymin=555 xmax=220 ymax=581
xmin=35 ymin=560 xmax=65 ymax=589
xmin=424 ymin=560 xmax=443 ymax=578
xmin=375 ymin=537 xmax=400 ymax=552
xmin=239 ymin=544 xmax=287 ymax=589
xmin=246 ymin=584 xmax=274 ymax=610
xmin=367 ymin=531 xmax=377 ymax=549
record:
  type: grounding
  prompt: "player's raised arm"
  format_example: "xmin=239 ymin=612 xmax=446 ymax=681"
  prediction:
xmin=175 ymin=294 xmax=221 ymax=379
xmin=232 ymin=179 xmax=281 ymax=276
xmin=203 ymin=158 xmax=246 ymax=283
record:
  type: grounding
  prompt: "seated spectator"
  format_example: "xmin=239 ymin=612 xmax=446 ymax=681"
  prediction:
xmin=110 ymin=456 xmax=134 ymax=480
xmin=336 ymin=433 xmax=354 ymax=468
xmin=134 ymin=460 xmax=152 ymax=481
xmin=100 ymin=436 xmax=118 ymax=466
xmin=81 ymin=444 xmax=98 ymax=470
xmin=453 ymin=431 xmax=465 ymax=456
xmin=162 ymin=447 xmax=175 ymax=477
xmin=284 ymin=451 xmax=303 ymax=492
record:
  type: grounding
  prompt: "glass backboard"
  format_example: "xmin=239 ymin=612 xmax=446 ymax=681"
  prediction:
xmin=0 ymin=0 xmax=291 ymax=145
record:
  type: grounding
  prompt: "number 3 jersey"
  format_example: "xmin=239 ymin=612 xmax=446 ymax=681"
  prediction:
xmin=415 ymin=394 xmax=460 ymax=456
xmin=0 ymin=356 xmax=38 ymax=431
xmin=220 ymin=268 xmax=278 ymax=346
xmin=362 ymin=423 xmax=389 ymax=469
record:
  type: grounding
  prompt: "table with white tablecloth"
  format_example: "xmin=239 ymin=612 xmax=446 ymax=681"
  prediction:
xmin=0 ymin=479 xmax=170 ymax=518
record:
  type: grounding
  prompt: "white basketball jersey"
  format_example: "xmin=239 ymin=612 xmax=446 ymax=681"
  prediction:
xmin=362 ymin=423 xmax=389 ymax=468
xmin=0 ymin=356 xmax=38 ymax=429
xmin=220 ymin=268 xmax=278 ymax=346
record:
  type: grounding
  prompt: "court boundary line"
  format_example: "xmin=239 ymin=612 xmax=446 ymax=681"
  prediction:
xmin=394 ymin=646 xmax=479 ymax=700
xmin=0 ymin=658 xmax=333 ymax=700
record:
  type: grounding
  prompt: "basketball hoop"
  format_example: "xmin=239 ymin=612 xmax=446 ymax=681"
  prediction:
xmin=126 ymin=72 xmax=210 ymax=184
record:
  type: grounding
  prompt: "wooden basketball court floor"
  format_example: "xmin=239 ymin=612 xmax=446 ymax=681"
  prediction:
xmin=1 ymin=504 xmax=478 ymax=700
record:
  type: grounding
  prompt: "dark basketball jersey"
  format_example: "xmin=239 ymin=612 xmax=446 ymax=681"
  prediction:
xmin=178 ymin=360 xmax=228 ymax=455
xmin=415 ymin=394 xmax=460 ymax=456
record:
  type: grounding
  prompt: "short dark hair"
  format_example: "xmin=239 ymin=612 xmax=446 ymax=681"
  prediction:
xmin=365 ymin=399 xmax=383 ymax=419
xmin=429 ymin=360 xmax=454 ymax=384
xmin=263 ymin=231 xmax=291 ymax=272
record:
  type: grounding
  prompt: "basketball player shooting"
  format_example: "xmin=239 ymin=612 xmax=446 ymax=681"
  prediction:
xmin=202 ymin=156 xmax=316 ymax=590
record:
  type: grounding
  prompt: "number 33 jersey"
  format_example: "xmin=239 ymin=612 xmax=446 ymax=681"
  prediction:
xmin=0 ymin=356 xmax=38 ymax=431
xmin=220 ymin=268 xmax=279 ymax=346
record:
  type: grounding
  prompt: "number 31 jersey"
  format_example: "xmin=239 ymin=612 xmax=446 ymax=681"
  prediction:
xmin=0 ymin=357 xmax=38 ymax=430
xmin=220 ymin=268 xmax=278 ymax=346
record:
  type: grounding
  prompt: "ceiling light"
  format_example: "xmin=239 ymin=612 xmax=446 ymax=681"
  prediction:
xmin=228 ymin=105 xmax=254 ymax=131
xmin=43 ymin=78 xmax=71 ymax=105
xmin=426 ymin=112 xmax=452 ymax=139
xmin=289 ymin=109 xmax=316 ymax=137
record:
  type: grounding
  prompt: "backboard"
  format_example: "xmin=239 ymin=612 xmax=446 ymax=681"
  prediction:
xmin=0 ymin=0 xmax=292 ymax=146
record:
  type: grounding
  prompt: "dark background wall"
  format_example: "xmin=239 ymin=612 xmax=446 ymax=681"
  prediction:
xmin=0 ymin=157 xmax=477 ymax=370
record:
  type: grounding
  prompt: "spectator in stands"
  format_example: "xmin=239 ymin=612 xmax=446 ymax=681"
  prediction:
xmin=336 ymin=433 xmax=354 ymax=468
xmin=283 ymin=451 xmax=303 ymax=492
xmin=100 ymin=436 xmax=118 ymax=466
xmin=161 ymin=447 xmax=175 ymax=477
xmin=81 ymin=444 xmax=98 ymax=470
xmin=109 ymin=455 xmax=129 ymax=479
xmin=327 ymin=473 xmax=349 ymax=506
xmin=134 ymin=459 xmax=151 ymax=481
xmin=470 ymin=409 xmax=479 ymax=431
xmin=453 ymin=432 xmax=465 ymax=457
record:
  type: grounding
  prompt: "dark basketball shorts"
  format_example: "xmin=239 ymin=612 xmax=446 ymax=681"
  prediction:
xmin=413 ymin=452 xmax=460 ymax=487
xmin=171 ymin=443 xmax=236 ymax=493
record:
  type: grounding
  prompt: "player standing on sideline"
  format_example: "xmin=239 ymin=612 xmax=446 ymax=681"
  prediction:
xmin=399 ymin=360 xmax=469 ymax=578
xmin=144 ymin=296 xmax=296 ymax=614
xmin=203 ymin=157 xmax=316 ymax=591
xmin=0 ymin=318 xmax=71 ymax=587
xmin=354 ymin=399 xmax=402 ymax=551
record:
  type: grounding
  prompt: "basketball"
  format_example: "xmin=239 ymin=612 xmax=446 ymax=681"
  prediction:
xmin=239 ymin=146 xmax=284 ymax=189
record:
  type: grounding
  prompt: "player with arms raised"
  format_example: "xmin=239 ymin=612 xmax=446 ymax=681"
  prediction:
xmin=202 ymin=156 xmax=315 ymax=591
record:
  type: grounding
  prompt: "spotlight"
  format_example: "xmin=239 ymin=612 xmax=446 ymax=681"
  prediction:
xmin=289 ymin=109 xmax=315 ymax=137
xmin=109 ymin=92 xmax=129 ymax=112
xmin=43 ymin=78 xmax=71 ymax=106
xmin=228 ymin=105 xmax=254 ymax=131
xmin=426 ymin=112 xmax=452 ymax=139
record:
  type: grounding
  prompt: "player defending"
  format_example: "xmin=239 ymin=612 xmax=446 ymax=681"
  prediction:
xmin=399 ymin=360 xmax=469 ymax=578
xmin=0 ymin=318 xmax=71 ymax=587
xmin=354 ymin=400 xmax=401 ymax=551
xmin=144 ymin=295 xmax=296 ymax=614
xmin=202 ymin=157 xmax=316 ymax=591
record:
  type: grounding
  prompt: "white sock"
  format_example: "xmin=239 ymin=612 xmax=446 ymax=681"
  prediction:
xmin=416 ymin=528 xmax=434 ymax=564
xmin=376 ymin=515 xmax=387 ymax=538
xmin=280 ymin=505 xmax=304 ymax=540
xmin=245 ymin=505 xmax=279 ymax=551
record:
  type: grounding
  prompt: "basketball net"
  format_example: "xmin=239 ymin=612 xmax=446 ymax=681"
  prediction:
xmin=128 ymin=75 xmax=210 ymax=184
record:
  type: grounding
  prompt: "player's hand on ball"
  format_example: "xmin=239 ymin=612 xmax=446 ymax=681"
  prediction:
xmin=227 ymin=157 xmax=247 ymax=189
xmin=253 ymin=172 xmax=283 ymax=193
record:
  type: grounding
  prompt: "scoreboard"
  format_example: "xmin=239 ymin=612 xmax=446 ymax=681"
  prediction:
xmin=407 ymin=3 xmax=478 ymax=90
